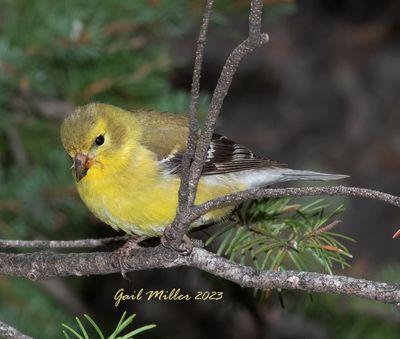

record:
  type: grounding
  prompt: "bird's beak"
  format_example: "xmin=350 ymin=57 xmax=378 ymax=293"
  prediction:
xmin=74 ymin=153 xmax=93 ymax=181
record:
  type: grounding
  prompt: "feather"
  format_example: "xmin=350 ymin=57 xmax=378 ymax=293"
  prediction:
xmin=161 ymin=134 xmax=282 ymax=176
xmin=137 ymin=110 xmax=189 ymax=159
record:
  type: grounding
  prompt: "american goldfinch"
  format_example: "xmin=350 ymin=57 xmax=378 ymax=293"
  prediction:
xmin=60 ymin=103 xmax=347 ymax=237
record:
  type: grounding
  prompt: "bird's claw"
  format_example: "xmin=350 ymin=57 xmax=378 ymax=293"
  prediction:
xmin=161 ymin=225 xmax=193 ymax=255
xmin=111 ymin=252 xmax=130 ymax=280
xmin=160 ymin=224 xmax=174 ymax=247
xmin=111 ymin=236 xmax=148 ymax=280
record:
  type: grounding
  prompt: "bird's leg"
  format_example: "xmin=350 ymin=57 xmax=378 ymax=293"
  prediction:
xmin=112 ymin=235 xmax=148 ymax=280
xmin=161 ymin=224 xmax=193 ymax=255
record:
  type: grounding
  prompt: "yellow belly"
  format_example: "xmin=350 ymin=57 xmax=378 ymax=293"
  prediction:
xmin=77 ymin=170 xmax=239 ymax=236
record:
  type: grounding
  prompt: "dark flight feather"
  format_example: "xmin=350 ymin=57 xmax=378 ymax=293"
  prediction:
xmin=161 ymin=134 xmax=282 ymax=176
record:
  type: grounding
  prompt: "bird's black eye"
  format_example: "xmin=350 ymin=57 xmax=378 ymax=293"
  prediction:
xmin=95 ymin=135 xmax=105 ymax=146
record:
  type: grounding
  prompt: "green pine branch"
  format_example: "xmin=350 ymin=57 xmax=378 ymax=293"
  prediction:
xmin=206 ymin=198 xmax=355 ymax=276
xmin=62 ymin=311 xmax=156 ymax=339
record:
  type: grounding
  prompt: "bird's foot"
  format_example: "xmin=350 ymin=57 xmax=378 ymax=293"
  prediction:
xmin=161 ymin=225 xmax=193 ymax=255
xmin=112 ymin=235 xmax=148 ymax=280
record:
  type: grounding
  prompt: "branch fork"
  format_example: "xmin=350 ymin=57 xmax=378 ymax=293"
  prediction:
xmin=163 ymin=0 xmax=269 ymax=251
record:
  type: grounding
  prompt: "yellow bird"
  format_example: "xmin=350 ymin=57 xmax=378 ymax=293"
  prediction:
xmin=60 ymin=103 xmax=347 ymax=237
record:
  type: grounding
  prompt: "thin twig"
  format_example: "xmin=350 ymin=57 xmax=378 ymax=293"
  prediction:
xmin=168 ymin=0 xmax=269 ymax=248
xmin=191 ymin=186 xmax=400 ymax=221
xmin=178 ymin=0 xmax=214 ymax=212
xmin=188 ymin=1 xmax=268 ymax=208
xmin=313 ymin=220 xmax=341 ymax=235
xmin=0 ymin=236 xmax=129 ymax=249
xmin=249 ymin=0 xmax=264 ymax=45
xmin=188 ymin=35 xmax=269 ymax=200
xmin=0 ymin=247 xmax=399 ymax=305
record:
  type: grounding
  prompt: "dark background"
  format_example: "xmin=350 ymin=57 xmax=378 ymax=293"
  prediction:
xmin=0 ymin=0 xmax=399 ymax=338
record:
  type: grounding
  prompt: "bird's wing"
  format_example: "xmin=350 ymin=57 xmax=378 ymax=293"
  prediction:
xmin=160 ymin=133 xmax=282 ymax=176
xmin=137 ymin=110 xmax=189 ymax=160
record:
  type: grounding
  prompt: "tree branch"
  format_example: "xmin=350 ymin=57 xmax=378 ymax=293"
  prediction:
xmin=187 ymin=0 xmax=268 ymax=209
xmin=0 ymin=247 xmax=399 ymax=305
xmin=0 ymin=236 xmax=129 ymax=249
xmin=168 ymin=0 xmax=269 ymax=248
xmin=177 ymin=0 xmax=214 ymax=213
xmin=0 ymin=321 xmax=33 ymax=339
xmin=192 ymin=185 xmax=400 ymax=221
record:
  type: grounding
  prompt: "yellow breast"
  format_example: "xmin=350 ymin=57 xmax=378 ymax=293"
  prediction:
xmin=76 ymin=147 xmax=239 ymax=236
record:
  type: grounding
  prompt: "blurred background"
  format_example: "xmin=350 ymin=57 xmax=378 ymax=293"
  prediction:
xmin=0 ymin=0 xmax=399 ymax=338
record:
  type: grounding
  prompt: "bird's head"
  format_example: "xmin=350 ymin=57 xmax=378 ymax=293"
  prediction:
xmin=60 ymin=103 xmax=140 ymax=182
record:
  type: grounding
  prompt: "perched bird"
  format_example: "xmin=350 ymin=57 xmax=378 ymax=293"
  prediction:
xmin=60 ymin=103 xmax=347 ymax=237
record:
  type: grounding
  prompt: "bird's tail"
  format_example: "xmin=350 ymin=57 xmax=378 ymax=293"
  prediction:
xmin=278 ymin=168 xmax=349 ymax=182
xmin=235 ymin=168 xmax=349 ymax=188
